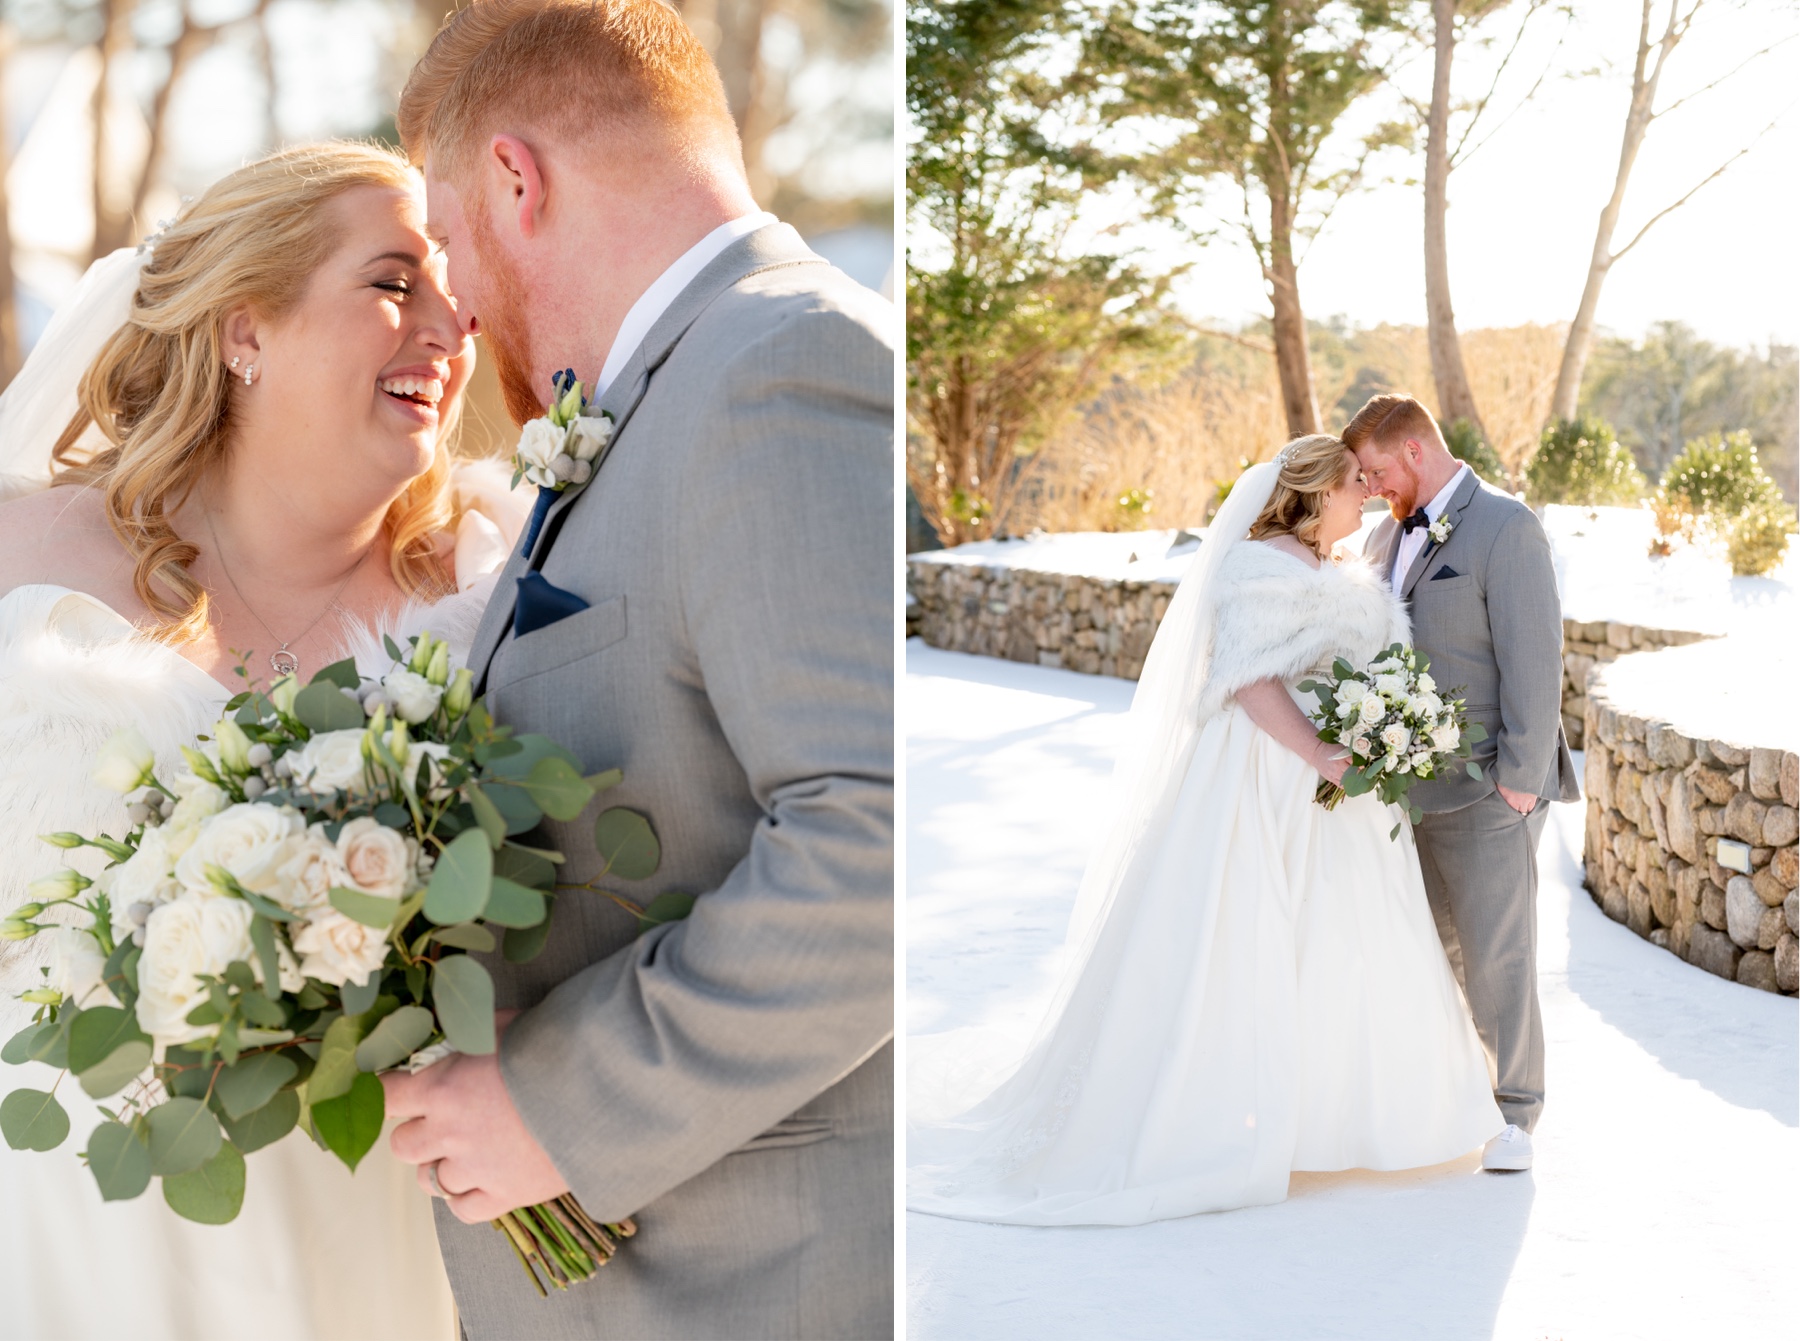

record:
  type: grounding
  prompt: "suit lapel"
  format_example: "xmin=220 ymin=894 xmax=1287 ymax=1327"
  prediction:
xmin=1400 ymin=468 xmax=1481 ymax=600
xmin=465 ymin=222 xmax=828 ymax=689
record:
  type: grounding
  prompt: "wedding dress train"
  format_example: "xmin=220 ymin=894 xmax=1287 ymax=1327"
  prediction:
xmin=908 ymin=530 xmax=1504 ymax=1227
xmin=0 ymin=473 xmax=524 ymax=1340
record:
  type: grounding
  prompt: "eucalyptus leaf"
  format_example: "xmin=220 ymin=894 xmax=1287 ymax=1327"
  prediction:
xmin=162 ymin=1140 xmax=246 ymax=1224
xmin=220 ymin=1088 xmax=299 ymax=1153
xmin=238 ymin=991 xmax=286 ymax=1029
xmin=68 ymin=1007 xmax=150 ymax=1075
xmin=307 ymin=1015 xmax=365 ymax=1105
xmin=481 ymin=878 xmax=546 ymax=929
xmin=340 ymin=973 xmax=381 ymax=1017
xmin=374 ymin=802 xmax=412 ymax=830
xmin=425 ymin=829 xmax=493 ymax=925
xmin=495 ymin=844 xmax=556 ymax=891
xmin=477 ymin=781 xmax=541 ymax=836
xmin=86 ymin=1120 xmax=152 ymax=1200
xmin=247 ymin=916 xmax=281 ymax=1001
xmin=0 ymin=1088 xmax=69 ymax=1150
xmin=236 ymin=887 xmax=300 ymax=923
xmin=636 ymin=890 xmax=696 ymax=934
xmin=308 ymin=658 xmax=361 ymax=691
xmin=467 ymin=784 xmax=507 ymax=848
xmin=485 ymin=733 xmax=581 ymax=780
xmin=521 ymin=756 xmax=594 ymax=821
xmin=1 ymin=1021 xmax=52 ymax=1066
xmin=328 ymin=885 xmax=403 ymax=930
xmin=382 ymin=633 xmax=404 ymax=663
xmin=432 ymin=923 xmax=496 ymax=952
xmin=77 ymin=1039 xmax=152 ymax=1099
xmin=594 ymin=808 xmax=660 ymax=881
xmin=584 ymin=767 xmax=623 ymax=793
xmin=353 ymin=1005 xmax=435 ymax=1073
xmin=144 ymin=1096 xmax=221 ymax=1176
xmin=503 ymin=918 xmax=554 ymax=965
xmin=311 ymin=1071 xmax=385 ymax=1173
xmin=294 ymin=681 xmax=365 ymax=733
xmin=214 ymin=1052 xmax=298 ymax=1121
xmin=432 ymin=956 xmax=495 ymax=1054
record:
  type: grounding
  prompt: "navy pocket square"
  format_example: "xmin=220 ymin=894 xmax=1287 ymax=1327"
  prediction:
xmin=1430 ymin=565 xmax=1461 ymax=581
xmin=514 ymin=571 xmax=590 ymax=639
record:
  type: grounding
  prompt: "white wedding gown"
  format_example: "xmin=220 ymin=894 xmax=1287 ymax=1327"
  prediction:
xmin=0 ymin=470 xmax=526 ymax=1340
xmin=908 ymin=539 xmax=1504 ymax=1226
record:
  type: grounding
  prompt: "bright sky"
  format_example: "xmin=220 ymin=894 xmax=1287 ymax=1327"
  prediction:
xmin=1098 ymin=0 xmax=1799 ymax=348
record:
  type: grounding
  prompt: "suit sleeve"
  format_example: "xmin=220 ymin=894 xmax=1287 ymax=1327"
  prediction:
xmin=1484 ymin=507 xmax=1564 ymax=796
xmin=496 ymin=298 xmax=895 ymax=1219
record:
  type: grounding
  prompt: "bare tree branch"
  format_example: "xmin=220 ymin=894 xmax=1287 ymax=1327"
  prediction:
xmin=1652 ymin=33 xmax=1796 ymax=121
xmin=1451 ymin=2 xmax=1572 ymax=167
xmin=1610 ymin=109 xmax=1788 ymax=264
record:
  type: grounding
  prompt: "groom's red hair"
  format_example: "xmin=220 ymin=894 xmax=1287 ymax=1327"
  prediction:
xmin=398 ymin=0 xmax=742 ymax=179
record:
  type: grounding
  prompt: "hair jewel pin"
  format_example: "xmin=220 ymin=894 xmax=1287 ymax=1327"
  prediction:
xmin=136 ymin=216 xmax=179 ymax=256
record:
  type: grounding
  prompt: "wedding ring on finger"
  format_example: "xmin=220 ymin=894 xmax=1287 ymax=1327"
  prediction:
xmin=426 ymin=1160 xmax=450 ymax=1198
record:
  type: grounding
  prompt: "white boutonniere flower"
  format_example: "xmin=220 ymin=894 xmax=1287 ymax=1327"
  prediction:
xmin=1428 ymin=515 xmax=1454 ymax=545
xmin=510 ymin=369 xmax=613 ymax=492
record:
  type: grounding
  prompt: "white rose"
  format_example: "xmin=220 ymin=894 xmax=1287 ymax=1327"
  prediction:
xmin=335 ymin=818 xmax=418 ymax=900
xmin=136 ymin=894 xmax=256 ymax=1045
xmin=568 ymin=415 xmax=611 ymax=462
xmin=173 ymin=803 xmax=302 ymax=900
xmin=1374 ymin=673 xmax=1407 ymax=699
xmin=288 ymin=729 xmax=372 ymax=797
xmin=515 ymin=419 xmax=566 ymax=488
xmin=1403 ymin=695 xmax=1428 ymax=718
xmin=1380 ymin=723 xmax=1410 ymax=753
xmin=1351 ymin=735 xmax=1373 ymax=758
xmin=1357 ymin=696 xmax=1386 ymax=727
xmin=276 ymin=827 xmax=349 ymax=914
xmin=93 ymin=728 xmax=157 ymax=794
xmin=1417 ymin=672 xmax=1436 ymax=694
xmin=292 ymin=907 xmax=390 ymax=989
xmin=1336 ymin=680 xmax=1368 ymax=706
xmin=1418 ymin=692 xmax=1443 ymax=717
xmin=382 ymin=669 xmax=443 ymax=725
xmin=49 ymin=927 xmax=118 ymax=1009
xmin=1431 ymin=722 xmax=1461 ymax=751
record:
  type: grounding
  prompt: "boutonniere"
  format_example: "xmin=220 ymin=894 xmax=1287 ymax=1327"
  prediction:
xmin=1428 ymin=515 xmax=1454 ymax=545
xmin=511 ymin=369 xmax=613 ymax=492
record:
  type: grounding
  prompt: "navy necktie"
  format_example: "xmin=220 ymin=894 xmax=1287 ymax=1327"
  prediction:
xmin=1401 ymin=507 xmax=1431 ymax=534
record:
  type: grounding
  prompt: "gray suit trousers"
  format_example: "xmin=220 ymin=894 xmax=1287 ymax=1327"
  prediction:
xmin=1413 ymin=790 xmax=1549 ymax=1132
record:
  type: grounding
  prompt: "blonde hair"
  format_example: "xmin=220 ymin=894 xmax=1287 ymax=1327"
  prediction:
xmin=51 ymin=141 xmax=459 ymax=643
xmin=1341 ymin=393 xmax=1444 ymax=459
xmin=397 ymin=0 xmax=742 ymax=180
xmin=1247 ymin=434 xmax=1356 ymax=555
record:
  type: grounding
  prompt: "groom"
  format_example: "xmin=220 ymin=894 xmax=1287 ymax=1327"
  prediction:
xmin=1343 ymin=394 xmax=1578 ymax=1174
xmin=378 ymin=2 xmax=894 ymax=1336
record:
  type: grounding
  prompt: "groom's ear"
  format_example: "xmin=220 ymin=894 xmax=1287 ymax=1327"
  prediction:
xmin=487 ymin=133 xmax=547 ymax=242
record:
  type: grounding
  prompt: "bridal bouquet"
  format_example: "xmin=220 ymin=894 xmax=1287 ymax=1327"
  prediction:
xmin=0 ymin=634 xmax=685 ymax=1295
xmin=1299 ymin=643 xmax=1487 ymax=838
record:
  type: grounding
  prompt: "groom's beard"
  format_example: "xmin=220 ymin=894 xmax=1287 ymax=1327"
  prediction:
xmin=467 ymin=213 xmax=545 ymax=427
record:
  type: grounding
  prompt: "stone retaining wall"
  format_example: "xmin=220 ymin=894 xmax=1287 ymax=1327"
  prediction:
xmin=1559 ymin=621 xmax=1714 ymax=749
xmin=1581 ymin=686 xmax=1798 ymax=995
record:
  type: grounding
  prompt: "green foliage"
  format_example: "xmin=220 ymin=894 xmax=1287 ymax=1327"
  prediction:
xmin=432 ymin=956 xmax=496 ymax=1056
xmin=85 ymin=1121 xmax=152 ymax=1201
xmin=1440 ymin=418 xmax=1506 ymax=486
xmin=213 ymin=1052 xmax=297 ymax=1122
xmin=424 ymin=829 xmax=494 ymax=925
xmin=1655 ymin=431 xmax=1797 ymax=576
xmin=594 ymin=809 xmax=661 ymax=882
xmin=162 ymin=1141 xmax=245 ymax=1224
xmin=0 ymin=1087 xmax=69 ymax=1151
xmin=310 ymin=1072 xmax=384 ymax=1174
xmin=1524 ymin=416 xmax=1646 ymax=507
xmin=354 ymin=1005 xmax=435 ymax=1074
xmin=144 ymin=1096 xmax=221 ymax=1176
xmin=1724 ymin=494 xmax=1798 ymax=577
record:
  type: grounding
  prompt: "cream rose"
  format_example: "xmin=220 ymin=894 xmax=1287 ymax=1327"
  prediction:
xmin=288 ymin=729 xmax=373 ymax=797
xmin=515 ymin=418 xmax=567 ymax=488
xmin=382 ymin=669 xmax=443 ymax=725
xmin=568 ymin=414 xmax=611 ymax=463
xmin=1431 ymin=722 xmax=1461 ymax=751
xmin=173 ymin=803 xmax=302 ymax=900
xmin=1416 ymin=672 xmax=1436 ymax=694
xmin=106 ymin=826 xmax=180 ymax=916
xmin=292 ymin=907 xmax=390 ymax=988
xmin=136 ymin=894 xmax=257 ymax=1044
xmin=1357 ymin=696 xmax=1386 ymax=727
xmin=1336 ymin=679 xmax=1369 ymax=705
xmin=335 ymin=818 xmax=418 ymax=900
xmin=1380 ymin=723 xmax=1411 ymax=753
xmin=276 ymin=826 xmax=350 ymax=914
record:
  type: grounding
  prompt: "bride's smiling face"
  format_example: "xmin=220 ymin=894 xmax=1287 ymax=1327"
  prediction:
xmin=226 ymin=184 xmax=472 ymax=497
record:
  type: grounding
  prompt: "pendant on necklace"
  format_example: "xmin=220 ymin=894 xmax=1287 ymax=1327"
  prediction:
xmin=270 ymin=648 xmax=300 ymax=677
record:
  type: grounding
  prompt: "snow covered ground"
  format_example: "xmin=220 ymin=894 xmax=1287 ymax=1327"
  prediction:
xmin=904 ymin=643 xmax=1798 ymax=1341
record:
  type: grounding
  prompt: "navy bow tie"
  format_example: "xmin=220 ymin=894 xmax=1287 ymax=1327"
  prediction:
xmin=1401 ymin=507 xmax=1432 ymax=534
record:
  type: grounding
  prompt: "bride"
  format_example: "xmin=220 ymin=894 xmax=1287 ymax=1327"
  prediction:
xmin=0 ymin=143 xmax=525 ymax=1338
xmin=908 ymin=434 xmax=1503 ymax=1227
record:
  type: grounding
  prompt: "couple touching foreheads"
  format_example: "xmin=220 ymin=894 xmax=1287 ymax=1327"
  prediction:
xmin=909 ymin=400 xmax=1579 ymax=1229
xmin=0 ymin=1 xmax=894 ymax=1339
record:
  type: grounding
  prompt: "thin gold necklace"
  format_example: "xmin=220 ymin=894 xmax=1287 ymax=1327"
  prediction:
xmin=204 ymin=510 xmax=365 ymax=678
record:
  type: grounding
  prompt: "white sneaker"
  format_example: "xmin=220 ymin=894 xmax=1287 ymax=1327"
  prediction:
xmin=1482 ymin=1123 xmax=1533 ymax=1172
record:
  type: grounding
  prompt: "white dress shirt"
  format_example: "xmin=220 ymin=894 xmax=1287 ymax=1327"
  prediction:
xmin=593 ymin=210 xmax=779 ymax=398
xmin=1391 ymin=462 xmax=1470 ymax=590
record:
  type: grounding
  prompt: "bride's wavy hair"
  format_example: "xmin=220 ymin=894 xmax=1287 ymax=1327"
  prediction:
xmin=1246 ymin=433 xmax=1356 ymax=556
xmin=50 ymin=141 xmax=461 ymax=643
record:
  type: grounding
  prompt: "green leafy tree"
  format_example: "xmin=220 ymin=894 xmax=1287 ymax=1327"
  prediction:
xmin=1524 ymin=414 xmax=1646 ymax=507
xmin=1655 ymin=431 xmax=1796 ymax=577
xmin=906 ymin=0 xmax=1178 ymax=546
xmin=1079 ymin=0 xmax=1414 ymax=437
xmin=1440 ymin=416 xmax=1506 ymax=486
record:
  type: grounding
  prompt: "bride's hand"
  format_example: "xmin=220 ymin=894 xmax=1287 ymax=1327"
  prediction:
xmin=1318 ymin=750 xmax=1350 ymax=787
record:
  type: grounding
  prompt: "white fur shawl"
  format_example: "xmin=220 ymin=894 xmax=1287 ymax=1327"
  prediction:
xmin=1194 ymin=541 xmax=1410 ymax=723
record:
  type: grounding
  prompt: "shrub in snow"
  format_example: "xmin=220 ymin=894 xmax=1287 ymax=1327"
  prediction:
xmin=1654 ymin=431 xmax=1795 ymax=576
xmin=1440 ymin=417 xmax=1507 ymax=487
xmin=1525 ymin=415 xmax=1646 ymax=508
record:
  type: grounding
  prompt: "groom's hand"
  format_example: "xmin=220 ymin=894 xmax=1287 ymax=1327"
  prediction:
xmin=1497 ymin=783 xmax=1538 ymax=815
xmin=381 ymin=1009 xmax=570 ymax=1224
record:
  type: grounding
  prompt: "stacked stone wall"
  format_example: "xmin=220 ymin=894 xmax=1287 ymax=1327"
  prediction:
xmin=1559 ymin=621 xmax=1713 ymax=749
xmin=1581 ymin=687 xmax=1798 ymax=995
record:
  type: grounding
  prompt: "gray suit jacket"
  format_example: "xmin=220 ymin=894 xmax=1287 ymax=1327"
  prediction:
xmin=434 ymin=224 xmax=895 ymax=1339
xmin=1364 ymin=471 xmax=1579 ymax=814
